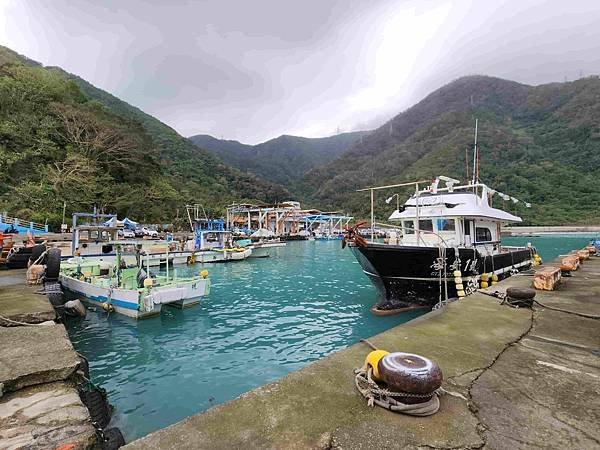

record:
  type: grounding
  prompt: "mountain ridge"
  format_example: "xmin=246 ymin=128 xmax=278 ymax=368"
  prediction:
xmin=302 ymin=74 xmax=600 ymax=225
xmin=0 ymin=45 xmax=288 ymax=227
xmin=189 ymin=130 xmax=369 ymax=188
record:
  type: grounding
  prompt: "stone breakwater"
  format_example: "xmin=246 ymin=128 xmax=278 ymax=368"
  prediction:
xmin=0 ymin=269 xmax=96 ymax=449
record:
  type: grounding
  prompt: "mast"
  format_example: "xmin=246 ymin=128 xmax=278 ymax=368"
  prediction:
xmin=471 ymin=118 xmax=478 ymax=185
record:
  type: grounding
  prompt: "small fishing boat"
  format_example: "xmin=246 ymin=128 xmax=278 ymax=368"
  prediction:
xmin=234 ymin=238 xmax=286 ymax=258
xmin=60 ymin=243 xmax=211 ymax=319
xmin=2 ymin=232 xmax=39 ymax=269
xmin=345 ymin=175 xmax=536 ymax=312
xmin=184 ymin=216 xmax=252 ymax=262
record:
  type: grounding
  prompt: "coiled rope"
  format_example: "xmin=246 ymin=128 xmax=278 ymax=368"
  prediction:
xmin=354 ymin=366 xmax=441 ymax=416
xmin=355 ymin=339 xmax=467 ymax=415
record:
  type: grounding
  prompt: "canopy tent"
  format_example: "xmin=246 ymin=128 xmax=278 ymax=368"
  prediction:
xmin=251 ymin=228 xmax=275 ymax=238
xmin=101 ymin=217 xmax=124 ymax=227
xmin=122 ymin=217 xmax=138 ymax=229
xmin=101 ymin=217 xmax=139 ymax=229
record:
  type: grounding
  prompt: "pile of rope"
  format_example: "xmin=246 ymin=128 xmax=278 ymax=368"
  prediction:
xmin=342 ymin=222 xmax=368 ymax=249
xmin=354 ymin=366 xmax=441 ymax=416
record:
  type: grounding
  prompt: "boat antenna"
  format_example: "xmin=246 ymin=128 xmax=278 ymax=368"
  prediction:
xmin=465 ymin=145 xmax=469 ymax=180
xmin=471 ymin=118 xmax=479 ymax=186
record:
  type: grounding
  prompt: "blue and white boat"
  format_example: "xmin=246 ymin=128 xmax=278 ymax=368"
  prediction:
xmin=60 ymin=243 xmax=211 ymax=319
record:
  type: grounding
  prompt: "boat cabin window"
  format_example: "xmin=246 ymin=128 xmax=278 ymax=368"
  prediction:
xmin=418 ymin=220 xmax=433 ymax=232
xmin=464 ymin=220 xmax=472 ymax=236
xmin=403 ymin=220 xmax=415 ymax=234
xmin=476 ymin=227 xmax=492 ymax=242
xmin=435 ymin=219 xmax=455 ymax=231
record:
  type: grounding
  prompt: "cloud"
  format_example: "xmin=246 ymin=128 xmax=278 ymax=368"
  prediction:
xmin=2 ymin=0 xmax=600 ymax=144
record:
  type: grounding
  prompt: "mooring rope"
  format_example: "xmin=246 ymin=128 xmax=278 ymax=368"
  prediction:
xmin=0 ymin=314 xmax=52 ymax=327
xmin=477 ymin=290 xmax=600 ymax=319
xmin=354 ymin=366 xmax=441 ymax=416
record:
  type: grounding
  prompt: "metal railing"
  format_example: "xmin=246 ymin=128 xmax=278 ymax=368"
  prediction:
xmin=0 ymin=213 xmax=48 ymax=233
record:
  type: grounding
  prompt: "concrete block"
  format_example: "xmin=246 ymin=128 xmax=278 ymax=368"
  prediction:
xmin=0 ymin=382 xmax=96 ymax=450
xmin=0 ymin=324 xmax=79 ymax=394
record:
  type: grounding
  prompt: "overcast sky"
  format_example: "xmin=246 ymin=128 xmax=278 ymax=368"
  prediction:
xmin=2 ymin=0 xmax=600 ymax=144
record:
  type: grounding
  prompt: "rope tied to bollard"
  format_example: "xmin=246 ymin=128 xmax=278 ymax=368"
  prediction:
xmin=354 ymin=366 xmax=441 ymax=416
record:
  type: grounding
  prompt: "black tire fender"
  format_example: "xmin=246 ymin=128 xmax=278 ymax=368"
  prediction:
xmin=506 ymin=287 xmax=536 ymax=300
xmin=79 ymin=388 xmax=112 ymax=429
xmin=101 ymin=427 xmax=126 ymax=450
xmin=45 ymin=248 xmax=61 ymax=281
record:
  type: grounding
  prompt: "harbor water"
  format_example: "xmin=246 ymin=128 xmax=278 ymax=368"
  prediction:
xmin=64 ymin=235 xmax=595 ymax=441
xmin=65 ymin=240 xmax=422 ymax=441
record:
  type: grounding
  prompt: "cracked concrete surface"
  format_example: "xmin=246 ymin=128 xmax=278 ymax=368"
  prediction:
xmin=0 ymin=324 xmax=80 ymax=394
xmin=0 ymin=270 xmax=94 ymax=449
xmin=0 ymin=270 xmax=56 ymax=326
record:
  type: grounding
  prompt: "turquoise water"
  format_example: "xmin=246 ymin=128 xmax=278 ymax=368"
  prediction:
xmin=503 ymin=234 xmax=596 ymax=262
xmin=65 ymin=240 xmax=423 ymax=441
xmin=64 ymin=235 xmax=595 ymax=441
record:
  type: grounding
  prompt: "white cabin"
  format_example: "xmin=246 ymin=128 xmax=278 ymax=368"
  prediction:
xmin=387 ymin=184 xmax=522 ymax=254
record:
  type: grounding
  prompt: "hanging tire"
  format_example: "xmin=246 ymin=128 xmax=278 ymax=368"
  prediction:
xmin=29 ymin=244 xmax=47 ymax=265
xmin=79 ymin=387 xmax=112 ymax=429
xmin=101 ymin=427 xmax=125 ymax=450
xmin=45 ymin=248 xmax=61 ymax=281
xmin=78 ymin=354 xmax=90 ymax=379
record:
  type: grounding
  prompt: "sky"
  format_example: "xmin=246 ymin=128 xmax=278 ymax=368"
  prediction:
xmin=2 ymin=0 xmax=600 ymax=144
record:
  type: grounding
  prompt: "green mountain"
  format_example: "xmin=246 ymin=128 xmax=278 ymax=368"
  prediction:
xmin=189 ymin=131 xmax=369 ymax=189
xmin=0 ymin=46 xmax=287 ymax=229
xmin=304 ymin=75 xmax=600 ymax=225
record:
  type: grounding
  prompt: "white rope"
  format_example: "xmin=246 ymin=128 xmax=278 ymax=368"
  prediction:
xmin=0 ymin=314 xmax=52 ymax=327
xmin=354 ymin=367 xmax=440 ymax=416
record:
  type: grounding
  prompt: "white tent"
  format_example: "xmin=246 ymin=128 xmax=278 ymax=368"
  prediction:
xmin=251 ymin=228 xmax=275 ymax=238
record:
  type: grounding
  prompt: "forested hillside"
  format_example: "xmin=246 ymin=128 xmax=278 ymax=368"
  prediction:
xmin=189 ymin=131 xmax=369 ymax=188
xmin=303 ymin=75 xmax=600 ymax=225
xmin=0 ymin=46 xmax=287 ymax=228
xmin=2 ymin=42 xmax=598 ymax=228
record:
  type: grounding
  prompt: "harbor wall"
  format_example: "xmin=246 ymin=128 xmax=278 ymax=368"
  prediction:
xmin=0 ymin=270 xmax=98 ymax=449
xmin=503 ymin=225 xmax=600 ymax=235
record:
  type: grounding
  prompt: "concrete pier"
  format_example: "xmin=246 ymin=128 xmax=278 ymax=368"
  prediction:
xmin=124 ymin=259 xmax=600 ymax=449
xmin=0 ymin=270 xmax=96 ymax=449
xmin=0 ymin=269 xmax=55 ymax=326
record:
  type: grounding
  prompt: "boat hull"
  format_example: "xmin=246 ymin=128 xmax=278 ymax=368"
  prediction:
xmin=248 ymin=242 xmax=285 ymax=258
xmin=350 ymin=243 xmax=533 ymax=310
xmin=60 ymin=275 xmax=209 ymax=319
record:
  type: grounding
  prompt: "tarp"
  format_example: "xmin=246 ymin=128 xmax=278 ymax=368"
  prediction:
xmin=102 ymin=217 xmax=123 ymax=227
xmin=102 ymin=217 xmax=138 ymax=228
xmin=122 ymin=217 xmax=138 ymax=229
xmin=251 ymin=228 xmax=275 ymax=238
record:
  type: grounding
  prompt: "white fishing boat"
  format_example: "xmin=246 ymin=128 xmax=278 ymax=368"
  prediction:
xmin=60 ymin=243 xmax=211 ymax=319
xmin=183 ymin=205 xmax=252 ymax=263
xmin=234 ymin=238 xmax=286 ymax=258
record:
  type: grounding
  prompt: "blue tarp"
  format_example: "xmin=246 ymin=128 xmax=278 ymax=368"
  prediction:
xmin=122 ymin=217 xmax=138 ymax=229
